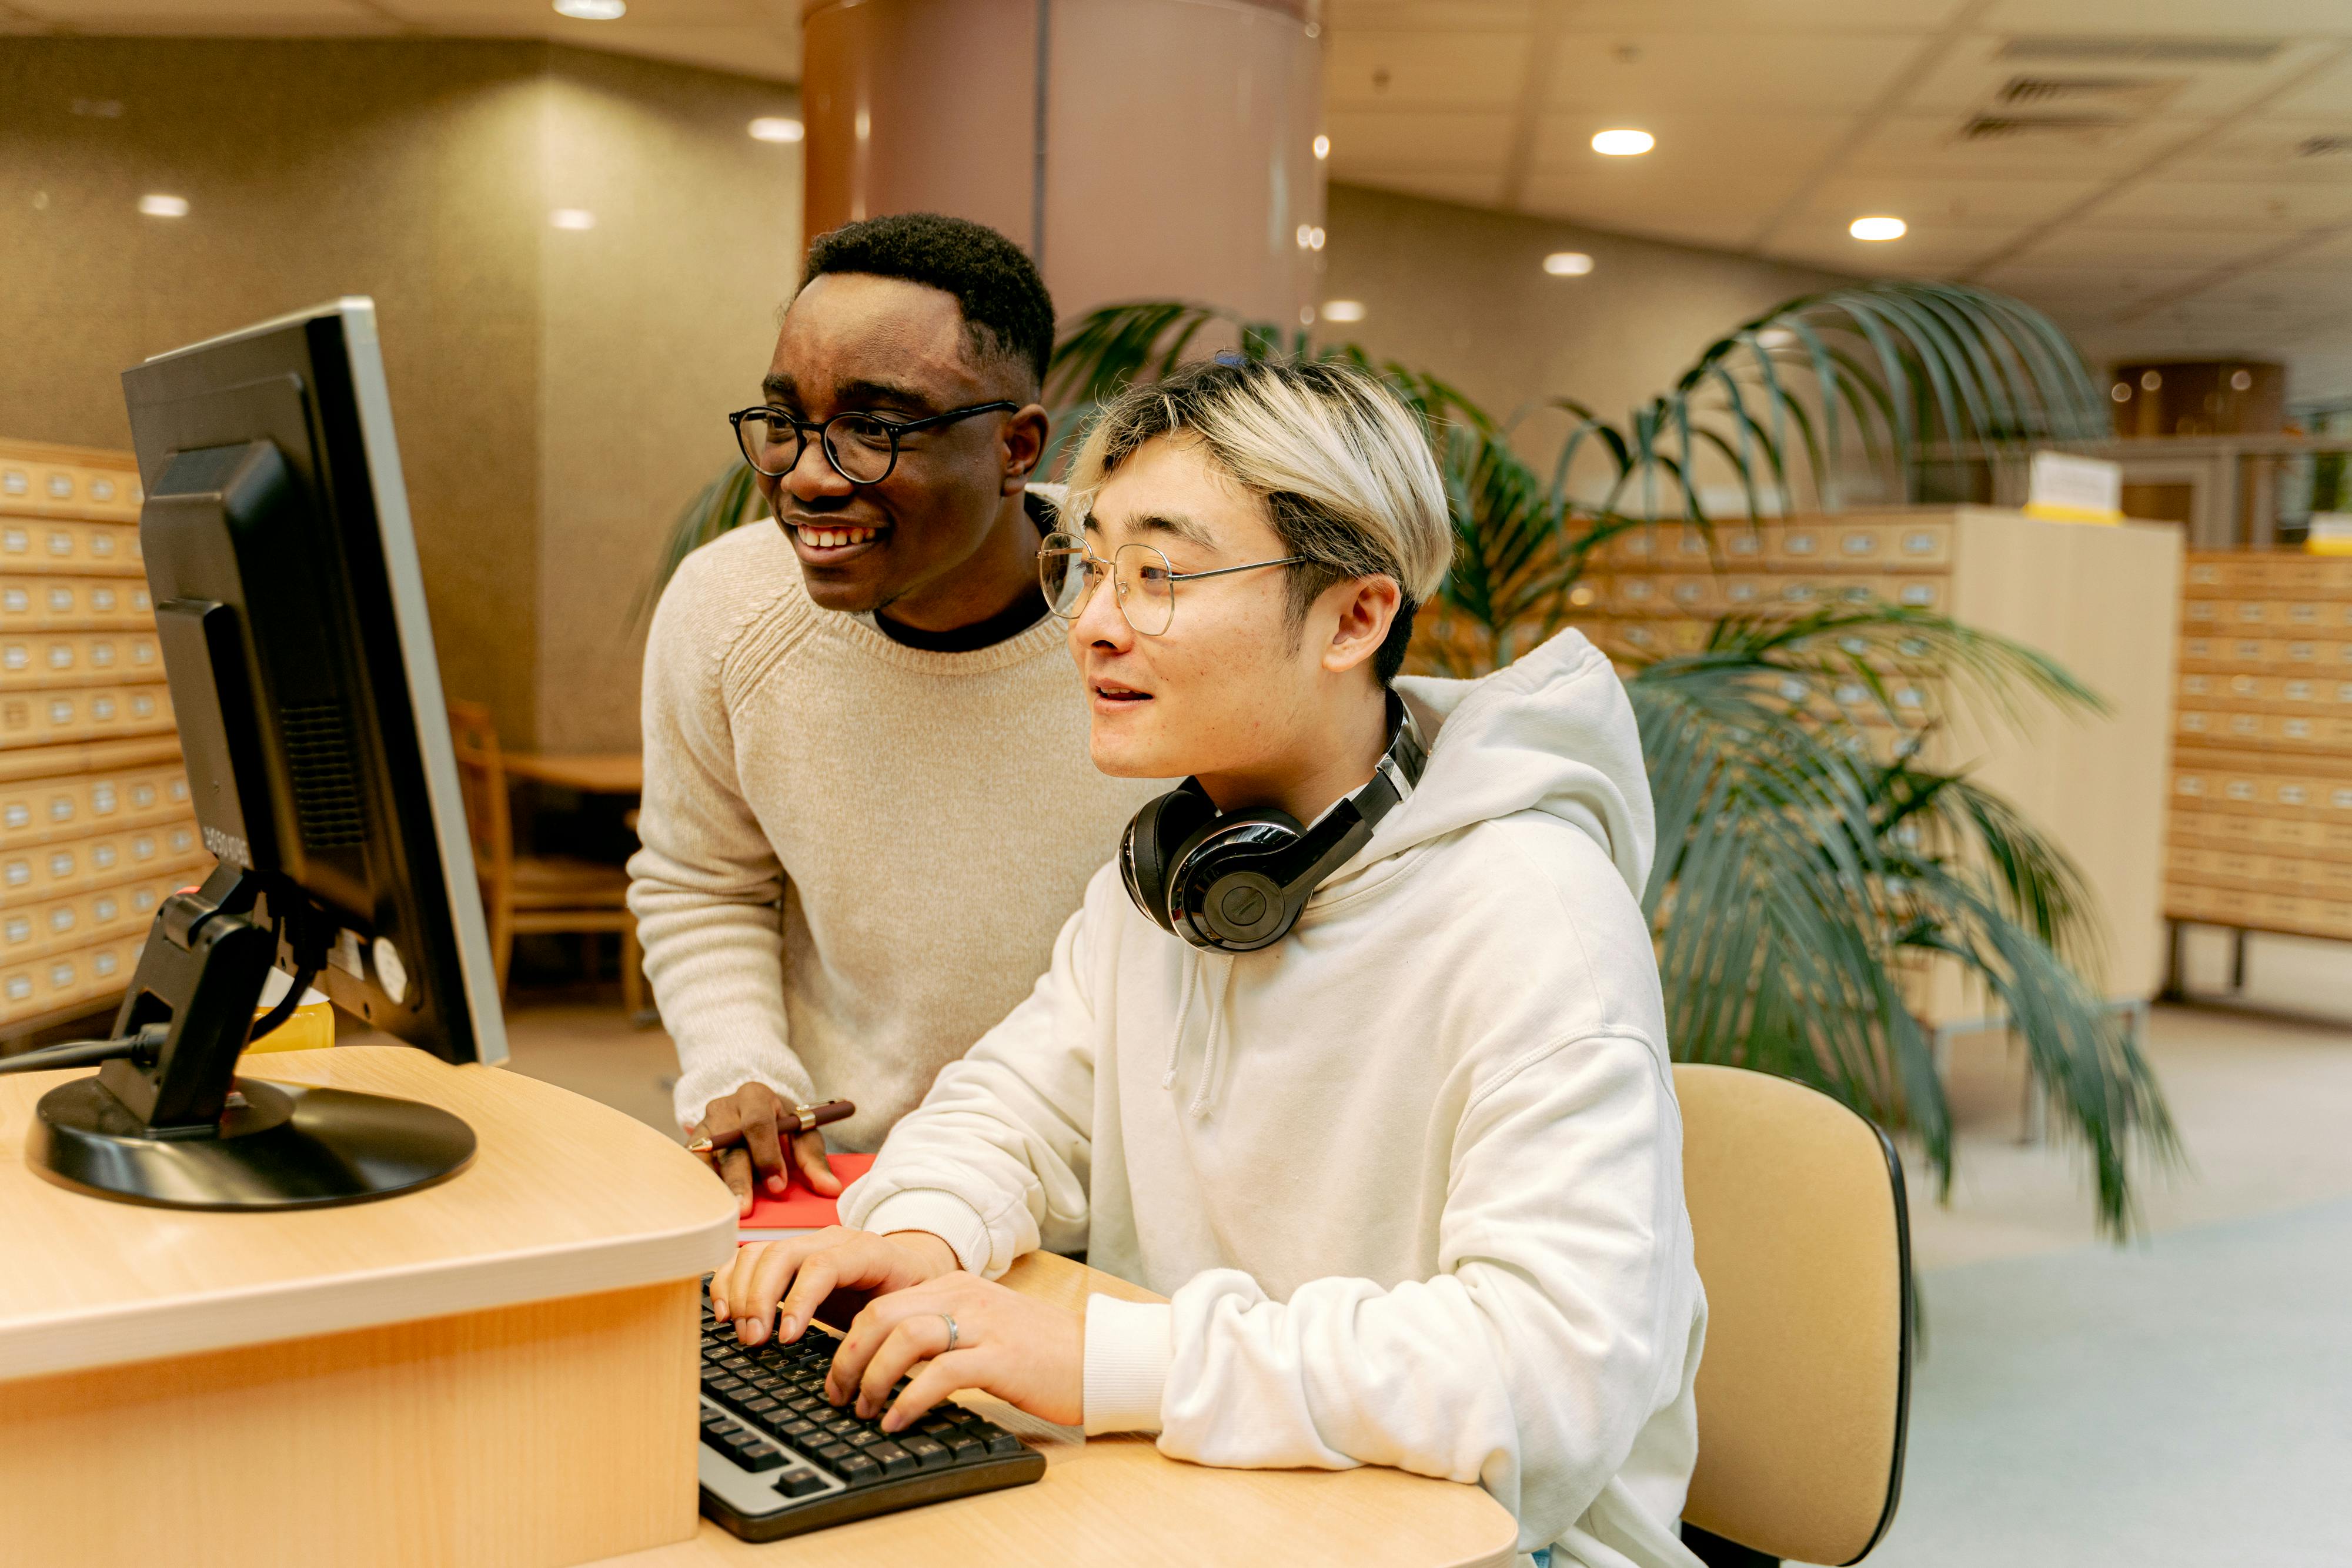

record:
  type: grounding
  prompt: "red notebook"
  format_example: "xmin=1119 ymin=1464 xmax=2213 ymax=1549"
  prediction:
xmin=736 ymin=1152 xmax=876 ymax=1242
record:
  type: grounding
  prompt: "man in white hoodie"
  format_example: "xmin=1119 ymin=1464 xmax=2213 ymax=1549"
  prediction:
xmin=708 ymin=359 xmax=1708 ymax=1568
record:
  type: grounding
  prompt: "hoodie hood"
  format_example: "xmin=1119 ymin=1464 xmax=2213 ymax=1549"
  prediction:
xmin=1366 ymin=628 xmax=1655 ymax=900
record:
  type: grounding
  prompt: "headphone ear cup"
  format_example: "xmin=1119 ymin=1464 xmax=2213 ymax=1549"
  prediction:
xmin=1121 ymin=784 xmax=1218 ymax=934
xmin=1170 ymin=807 xmax=1304 ymax=951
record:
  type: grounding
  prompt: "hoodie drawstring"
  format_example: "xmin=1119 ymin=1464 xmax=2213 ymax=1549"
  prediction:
xmin=1188 ymin=954 xmax=1235 ymax=1118
xmin=1162 ymin=948 xmax=1236 ymax=1118
xmin=1162 ymin=948 xmax=1199 ymax=1091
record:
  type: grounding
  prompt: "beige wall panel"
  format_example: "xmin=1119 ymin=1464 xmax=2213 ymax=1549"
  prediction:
xmin=1315 ymin=182 xmax=1852 ymax=489
xmin=535 ymin=49 xmax=803 ymax=751
xmin=1 ymin=38 xmax=799 ymax=751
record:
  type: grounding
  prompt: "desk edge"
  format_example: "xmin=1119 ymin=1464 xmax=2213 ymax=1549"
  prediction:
xmin=0 ymin=1209 xmax=734 ymax=1381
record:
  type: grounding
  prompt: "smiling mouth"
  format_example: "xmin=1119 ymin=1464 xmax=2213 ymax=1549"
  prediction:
xmin=789 ymin=521 xmax=884 ymax=550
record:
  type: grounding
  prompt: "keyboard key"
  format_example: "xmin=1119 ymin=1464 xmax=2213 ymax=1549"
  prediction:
xmin=787 ymin=1396 xmax=824 ymax=1415
xmin=735 ymin=1442 xmax=784 ymax=1472
xmin=834 ymin=1453 xmax=883 ymax=1486
xmin=779 ymin=1417 xmax=818 ymax=1439
xmin=870 ymin=1443 xmax=916 ymax=1476
xmin=816 ymin=1442 xmax=856 ymax=1465
xmin=846 ymin=1429 xmax=883 ymax=1449
xmin=777 ymin=1469 xmax=827 ymax=1498
xmin=901 ymin=1435 xmax=951 ymax=1470
xmin=947 ymin=1434 xmax=983 ymax=1462
xmin=823 ymin=1417 xmax=863 ymax=1438
xmin=743 ymin=1396 xmax=782 ymax=1416
xmin=984 ymin=1431 xmax=1024 ymax=1456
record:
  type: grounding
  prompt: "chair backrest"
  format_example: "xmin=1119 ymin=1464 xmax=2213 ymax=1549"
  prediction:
xmin=443 ymin=699 xmax=510 ymax=882
xmin=1674 ymin=1063 xmax=1911 ymax=1566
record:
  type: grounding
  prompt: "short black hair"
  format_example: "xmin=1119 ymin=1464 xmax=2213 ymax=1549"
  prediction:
xmin=801 ymin=213 xmax=1055 ymax=392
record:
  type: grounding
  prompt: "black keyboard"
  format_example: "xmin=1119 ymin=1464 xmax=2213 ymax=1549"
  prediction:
xmin=695 ymin=1296 xmax=1045 ymax=1541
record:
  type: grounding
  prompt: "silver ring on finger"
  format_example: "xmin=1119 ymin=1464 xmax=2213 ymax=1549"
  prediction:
xmin=937 ymin=1312 xmax=959 ymax=1352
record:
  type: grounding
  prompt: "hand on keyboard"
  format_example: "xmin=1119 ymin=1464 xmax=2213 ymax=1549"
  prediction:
xmin=827 ymin=1272 xmax=1085 ymax=1432
xmin=711 ymin=1227 xmax=958 ymax=1346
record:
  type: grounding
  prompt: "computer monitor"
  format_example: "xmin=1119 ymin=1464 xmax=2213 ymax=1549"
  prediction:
xmin=18 ymin=297 xmax=507 ymax=1210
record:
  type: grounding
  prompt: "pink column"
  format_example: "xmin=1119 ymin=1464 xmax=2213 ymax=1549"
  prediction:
xmin=801 ymin=0 xmax=1324 ymax=327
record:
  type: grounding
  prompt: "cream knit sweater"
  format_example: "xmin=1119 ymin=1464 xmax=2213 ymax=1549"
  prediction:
xmin=627 ymin=517 xmax=1160 ymax=1147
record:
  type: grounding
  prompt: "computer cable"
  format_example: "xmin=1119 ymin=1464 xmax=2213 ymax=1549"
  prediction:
xmin=0 ymin=1024 xmax=168 ymax=1076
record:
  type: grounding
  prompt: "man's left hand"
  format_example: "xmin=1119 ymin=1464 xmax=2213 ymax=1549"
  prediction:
xmin=824 ymin=1272 xmax=1084 ymax=1433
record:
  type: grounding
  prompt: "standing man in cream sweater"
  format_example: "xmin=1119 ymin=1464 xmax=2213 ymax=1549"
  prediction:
xmin=629 ymin=214 xmax=1158 ymax=1213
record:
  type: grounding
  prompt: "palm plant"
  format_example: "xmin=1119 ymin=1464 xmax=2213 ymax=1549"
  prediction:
xmin=646 ymin=282 xmax=2173 ymax=1235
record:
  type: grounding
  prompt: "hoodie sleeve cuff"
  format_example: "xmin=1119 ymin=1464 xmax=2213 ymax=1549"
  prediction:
xmin=1083 ymin=1295 xmax=1172 ymax=1436
xmin=856 ymin=1190 xmax=993 ymax=1276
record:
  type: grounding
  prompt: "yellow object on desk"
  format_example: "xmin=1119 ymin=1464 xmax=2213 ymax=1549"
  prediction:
xmin=243 ymin=969 xmax=335 ymax=1053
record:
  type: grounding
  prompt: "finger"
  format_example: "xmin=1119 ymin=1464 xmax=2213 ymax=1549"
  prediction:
xmin=882 ymin=1350 xmax=983 ymax=1433
xmin=771 ymin=1252 xmax=844 ymax=1349
xmin=826 ymin=1284 xmax=954 ymax=1404
xmin=719 ymin=1146 xmax=755 ymax=1217
xmin=854 ymin=1313 xmax=954 ymax=1419
xmin=731 ymin=1235 xmax=841 ymax=1345
xmin=791 ymin=1129 xmax=843 ymax=1196
xmin=700 ymin=1095 xmax=747 ymax=1146
xmin=742 ymin=1110 xmax=790 ymax=1198
xmin=709 ymin=1241 xmax=768 ymax=1321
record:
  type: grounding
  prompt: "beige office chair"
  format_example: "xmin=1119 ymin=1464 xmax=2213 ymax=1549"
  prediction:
xmin=1675 ymin=1064 xmax=1912 ymax=1567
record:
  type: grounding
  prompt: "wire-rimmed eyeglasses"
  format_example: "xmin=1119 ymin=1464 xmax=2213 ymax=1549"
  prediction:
xmin=728 ymin=400 xmax=1018 ymax=486
xmin=1037 ymin=530 xmax=1306 ymax=637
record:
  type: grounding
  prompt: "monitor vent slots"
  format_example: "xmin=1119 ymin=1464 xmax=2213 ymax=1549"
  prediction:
xmin=282 ymin=703 xmax=366 ymax=850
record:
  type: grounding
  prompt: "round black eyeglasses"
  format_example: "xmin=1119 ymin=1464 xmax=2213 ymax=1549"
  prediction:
xmin=728 ymin=401 xmax=1018 ymax=486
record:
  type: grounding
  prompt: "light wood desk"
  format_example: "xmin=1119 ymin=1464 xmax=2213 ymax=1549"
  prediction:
xmin=604 ymin=1246 xmax=1519 ymax=1568
xmin=0 ymin=1046 xmax=1518 ymax=1568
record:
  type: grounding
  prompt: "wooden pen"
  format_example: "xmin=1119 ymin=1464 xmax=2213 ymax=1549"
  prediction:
xmin=687 ymin=1098 xmax=856 ymax=1152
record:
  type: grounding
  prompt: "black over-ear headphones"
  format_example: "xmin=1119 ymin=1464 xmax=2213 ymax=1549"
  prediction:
xmin=1120 ymin=694 xmax=1428 ymax=952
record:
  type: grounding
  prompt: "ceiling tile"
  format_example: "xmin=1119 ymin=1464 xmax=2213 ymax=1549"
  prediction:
xmin=1528 ymin=110 xmax=1849 ymax=176
xmin=1800 ymin=174 xmax=2104 ymax=228
xmin=2174 ymin=121 xmax=2352 ymax=183
xmin=1904 ymin=32 xmax=2336 ymax=119
xmin=12 ymin=0 xmax=387 ymax=23
xmin=1846 ymin=111 xmax=2210 ymax=178
xmin=2080 ymin=179 xmax=2352 ymax=230
xmin=1323 ymin=1 xmax=1534 ymax=32
xmin=1545 ymin=31 xmax=1922 ymax=115
xmin=1324 ymin=109 xmax=1515 ymax=170
xmin=1979 ymin=0 xmax=2352 ymax=31
xmin=1556 ymin=0 xmax=1963 ymax=29
xmin=2011 ymin=225 xmax=2293 ymax=269
xmin=1325 ymin=30 xmax=1531 ymax=111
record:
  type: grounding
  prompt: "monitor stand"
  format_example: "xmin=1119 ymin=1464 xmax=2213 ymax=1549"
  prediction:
xmin=24 ymin=864 xmax=476 ymax=1210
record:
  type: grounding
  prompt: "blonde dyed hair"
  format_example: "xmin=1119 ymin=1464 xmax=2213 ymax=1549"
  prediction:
xmin=1062 ymin=358 xmax=1454 ymax=677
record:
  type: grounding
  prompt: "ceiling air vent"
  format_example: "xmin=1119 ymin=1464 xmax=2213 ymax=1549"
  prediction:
xmin=1997 ymin=36 xmax=2284 ymax=66
xmin=1997 ymin=76 xmax=2182 ymax=115
xmin=1961 ymin=115 xmax=2130 ymax=146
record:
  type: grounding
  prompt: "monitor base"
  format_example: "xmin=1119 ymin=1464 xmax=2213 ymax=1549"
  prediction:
xmin=26 ymin=1074 xmax=475 ymax=1211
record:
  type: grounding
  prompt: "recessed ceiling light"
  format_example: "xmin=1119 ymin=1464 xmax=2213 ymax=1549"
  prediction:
xmin=1320 ymin=299 xmax=1367 ymax=323
xmin=136 ymin=193 xmax=188 ymax=218
xmin=1849 ymin=215 xmax=1906 ymax=241
xmin=749 ymin=116 xmax=804 ymax=143
xmin=2230 ymin=368 xmax=2253 ymax=391
xmin=550 ymin=208 xmax=596 ymax=230
xmin=553 ymin=0 xmax=624 ymax=18
xmin=1591 ymin=128 xmax=1654 ymax=156
xmin=1543 ymin=251 xmax=1593 ymax=276
xmin=2110 ymin=382 xmax=2132 ymax=402
xmin=1313 ymin=134 xmax=1329 ymax=160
